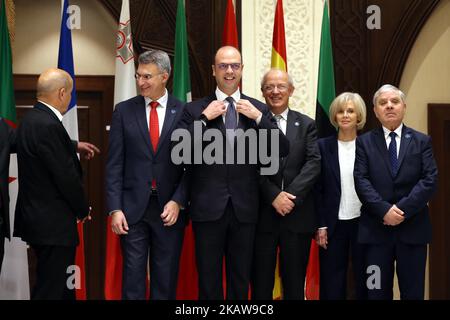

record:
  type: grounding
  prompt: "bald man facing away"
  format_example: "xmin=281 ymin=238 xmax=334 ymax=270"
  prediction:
xmin=14 ymin=68 xmax=90 ymax=300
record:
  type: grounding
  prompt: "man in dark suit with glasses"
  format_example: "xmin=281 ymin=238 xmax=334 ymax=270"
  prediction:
xmin=176 ymin=46 xmax=289 ymax=300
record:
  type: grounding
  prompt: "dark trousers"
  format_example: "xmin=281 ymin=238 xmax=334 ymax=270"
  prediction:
xmin=319 ymin=218 xmax=367 ymax=300
xmin=193 ymin=200 xmax=256 ymax=300
xmin=252 ymin=229 xmax=312 ymax=300
xmin=121 ymin=195 xmax=184 ymax=300
xmin=30 ymin=244 xmax=76 ymax=300
xmin=365 ymin=242 xmax=427 ymax=300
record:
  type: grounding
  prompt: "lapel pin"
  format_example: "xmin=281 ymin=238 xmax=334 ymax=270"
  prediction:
xmin=171 ymin=109 xmax=176 ymax=114
xmin=405 ymin=133 xmax=411 ymax=139
xmin=294 ymin=122 xmax=300 ymax=127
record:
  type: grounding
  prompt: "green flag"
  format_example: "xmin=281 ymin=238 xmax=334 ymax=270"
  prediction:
xmin=173 ymin=0 xmax=191 ymax=102
xmin=0 ymin=0 xmax=16 ymax=124
xmin=315 ymin=0 xmax=336 ymax=138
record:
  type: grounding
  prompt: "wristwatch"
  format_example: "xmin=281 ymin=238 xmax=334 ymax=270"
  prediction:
xmin=198 ymin=113 xmax=209 ymax=126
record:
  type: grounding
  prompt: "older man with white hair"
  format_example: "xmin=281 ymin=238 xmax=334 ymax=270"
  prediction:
xmin=354 ymin=84 xmax=438 ymax=300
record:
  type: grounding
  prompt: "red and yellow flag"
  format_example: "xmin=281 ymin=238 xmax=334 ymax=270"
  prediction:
xmin=270 ymin=0 xmax=287 ymax=300
xmin=271 ymin=0 xmax=287 ymax=72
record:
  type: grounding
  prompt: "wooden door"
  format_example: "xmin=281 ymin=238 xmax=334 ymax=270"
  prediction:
xmin=428 ymin=103 xmax=450 ymax=299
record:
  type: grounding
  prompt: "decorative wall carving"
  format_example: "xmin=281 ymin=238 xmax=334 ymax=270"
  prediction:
xmin=243 ymin=0 xmax=322 ymax=119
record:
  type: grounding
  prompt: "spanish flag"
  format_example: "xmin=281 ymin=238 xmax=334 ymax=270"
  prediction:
xmin=271 ymin=0 xmax=287 ymax=72
xmin=270 ymin=0 xmax=286 ymax=300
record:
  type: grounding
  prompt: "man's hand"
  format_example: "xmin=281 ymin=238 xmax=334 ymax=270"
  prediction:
xmin=202 ymin=100 xmax=227 ymax=121
xmin=383 ymin=205 xmax=405 ymax=226
xmin=161 ymin=200 xmax=180 ymax=227
xmin=316 ymin=228 xmax=328 ymax=249
xmin=235 ymin=99 xmax=262 ymax=121
xmin=272 ymin=191 xmax=296 ymax=216
xmin=77 ymin=141 xmax=100 ymax=160
xmin=111 ymin=210 xmax=129 ymax=235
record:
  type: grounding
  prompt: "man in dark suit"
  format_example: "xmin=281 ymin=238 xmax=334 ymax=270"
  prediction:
xmin=251 ymin=69 xmax=321 ymax=300
xmin=14 ymin=68 xmax=90 ymax=299
xmin=354 ymin=84 xmax=438 ymax=300
xmin=0 ymin=119 xmax=15 ymax=273
xmin=106 ymin=50 xmax=187 ymax=300
xmin=176 ymin=46 xmax=289 ymax=300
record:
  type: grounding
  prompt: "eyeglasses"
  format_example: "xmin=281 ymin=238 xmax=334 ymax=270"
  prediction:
xmin=216 ymin=63 xmax=241 ymax=71
xmin=262 ymin=84 xmax=290 ymax=93
xmin=134 ymin=72 xmax=164 ymax=81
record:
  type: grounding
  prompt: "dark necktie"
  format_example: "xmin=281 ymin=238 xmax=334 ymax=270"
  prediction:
xmin=224 ymin=97 xmax=237 ymax=146
xmin=225 ymin=97 xmax=237 ymax=130
xmin=149 ymin=101 xmax=159 ymax=188
xmin=388 ymin=131 xmax=398 ymax=176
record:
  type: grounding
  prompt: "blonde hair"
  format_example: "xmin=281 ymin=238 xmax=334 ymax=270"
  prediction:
xmin=329 ymin=92 xmax=367 ymax=131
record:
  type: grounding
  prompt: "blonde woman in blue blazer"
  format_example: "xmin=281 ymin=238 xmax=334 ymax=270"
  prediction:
xmin=315 ymin=92 xmax=367 ymax=299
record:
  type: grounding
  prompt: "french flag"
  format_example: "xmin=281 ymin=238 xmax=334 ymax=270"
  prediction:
xmin=57 ymin=0 xmax=86 ymax=300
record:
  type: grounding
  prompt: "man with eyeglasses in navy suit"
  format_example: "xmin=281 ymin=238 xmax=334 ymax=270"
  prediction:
xmin=176 ymin=46 xmax=289 ymax=300
xmin=106 ymin=50 xmax=188 ymax=300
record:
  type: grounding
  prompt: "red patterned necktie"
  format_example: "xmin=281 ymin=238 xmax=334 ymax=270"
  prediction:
xmin=149 ymin=101 xmax=159 ymax=189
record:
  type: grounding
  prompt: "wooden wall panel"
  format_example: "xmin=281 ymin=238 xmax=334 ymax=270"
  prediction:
xmin=330 ymin=0 xmax=440 ymax=130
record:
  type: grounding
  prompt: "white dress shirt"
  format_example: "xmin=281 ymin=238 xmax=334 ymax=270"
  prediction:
xmin=144 ymin=89 xmax=168 ymax=135
xmin=271 ymin=108 xmax=289 ymax=135
xmin=337 ymin=139 xmax=362 ymax=220
xmin=215 ymin=87 xmax=241 ymax=125
xmin=214 ymin=87 xmax=262 ymax=125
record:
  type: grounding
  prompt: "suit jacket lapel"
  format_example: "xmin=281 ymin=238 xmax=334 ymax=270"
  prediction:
xmin=329 ymin=137 xmax=341 ymax=186
xmin=156 ymin=95 xmax=178 ymax=156
xmin=285 ymin=109 xmax=297 ymax=142
xmin=206 ymin=94 xmax=226 ymax=134
xmin=237 ymin=93 xmax=253 ymax=131
xmin=281 ymin=110 xmax=299 ymax=172
xmin=134 ymin=96 xmax=154 ymax=155
xmin=373 ymin=127 xmax=392 ymax=176
xmin=397 ymin=125 xmax=412 ymax=172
